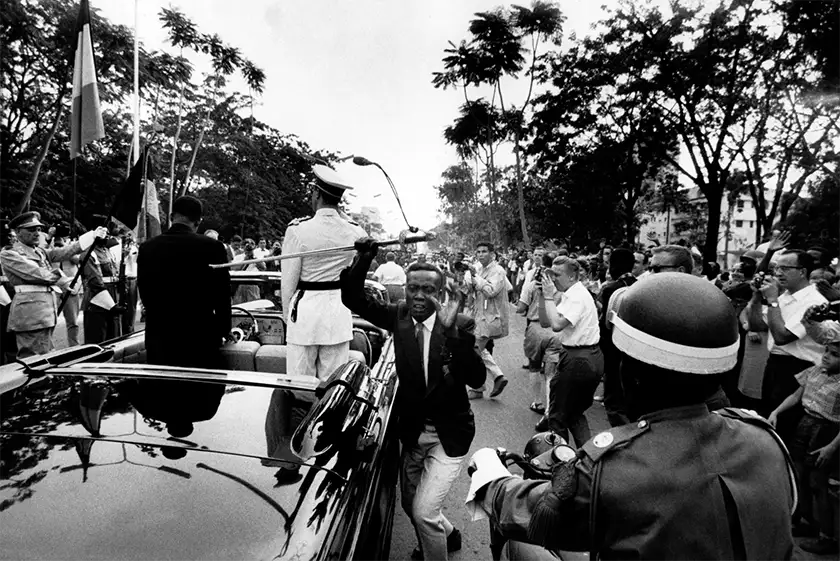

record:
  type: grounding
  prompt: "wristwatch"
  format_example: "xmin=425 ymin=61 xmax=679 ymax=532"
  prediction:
xmin=768 ymin=301 xmax=779 ymax=308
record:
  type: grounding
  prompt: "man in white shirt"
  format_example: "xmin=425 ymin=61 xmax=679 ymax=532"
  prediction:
xmin=373 ymin=251 xmax=407 ymax=302
xmin=253 ymin=238 xmax=270 ymax=260
xmin=747 ymin=249 xmax=827 ymax=438
xmin=536 ymin=255 xmax=603 ymax=447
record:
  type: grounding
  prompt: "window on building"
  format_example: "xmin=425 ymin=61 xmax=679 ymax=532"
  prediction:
xmin=749 ymin=220 xmax=754 ymax=228
xmin=735 ymin=220 xmax=744 ymax=227
xmin=736 ymin=200 xmax=744 ymax=211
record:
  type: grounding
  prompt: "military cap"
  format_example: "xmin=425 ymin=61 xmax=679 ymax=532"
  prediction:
xmin=312 ymin=164 xmax=354 ymax=198
xmin=611 ymin=273 xmax=739 ymax=374
xmin=10 ymin=211 xmax=45 ymax=230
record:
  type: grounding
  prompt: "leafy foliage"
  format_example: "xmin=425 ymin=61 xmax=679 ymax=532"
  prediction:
xmin=1 ymin=0 xmax=331 ymax=242
xmin=436 ymin=0 xmax=839 ymax=258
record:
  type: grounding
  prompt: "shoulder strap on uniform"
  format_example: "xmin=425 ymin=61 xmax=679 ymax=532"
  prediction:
xmin=715 ymin=407 xmax=799 ymax=513
xmin=715 ymin=406 xmax=773 ymax=429
xmin=581 ymin=420 xmax=651 ymax=463
xmin=287 ymin=216 xmax=312 ymax=227
xmin=581 ymin=419 xmax=651 ymax=560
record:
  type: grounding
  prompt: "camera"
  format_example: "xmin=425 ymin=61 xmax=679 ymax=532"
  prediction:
xmin=808 ymin=302 xmax=840 ymax=322
xmin=751 ymin=271 xmax=767 ymax=290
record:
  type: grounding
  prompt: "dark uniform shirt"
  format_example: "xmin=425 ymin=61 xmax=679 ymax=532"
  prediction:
xmin=482 ymin=404 xmax=796 ymax=560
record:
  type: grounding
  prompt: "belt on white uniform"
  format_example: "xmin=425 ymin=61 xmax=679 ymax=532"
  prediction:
xmin=14 ymin=284 xmax=59 ymax=294
xmin=100 ymin=277 xmax=119 ymax=283
xmin=291 ymin=280 xmax=341 ymax=322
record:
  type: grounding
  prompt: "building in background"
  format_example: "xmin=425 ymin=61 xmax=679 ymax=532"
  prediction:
xmin=638 ymin=187 xmax=775 ymax=269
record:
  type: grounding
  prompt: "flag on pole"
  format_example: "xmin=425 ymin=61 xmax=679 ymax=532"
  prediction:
xmin=140 ymin=174 xmax=162 ymax=240
xmin=111 ymin=147 xmax=150 ymax=231
xmin=70 ymin=0 xmax=105 ymax=159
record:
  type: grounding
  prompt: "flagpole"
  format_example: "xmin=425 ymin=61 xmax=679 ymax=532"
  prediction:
xmin=71 ymin=158 xmax=78 ymax=235
xmin=132 ymin=0 xmax=140 ymax=167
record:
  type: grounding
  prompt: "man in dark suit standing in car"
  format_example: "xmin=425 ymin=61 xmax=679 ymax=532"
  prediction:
xmin=138 ymin=196 xmax=231 ymax=369
xmin=341 ymin=237 xmax=486 ymax=561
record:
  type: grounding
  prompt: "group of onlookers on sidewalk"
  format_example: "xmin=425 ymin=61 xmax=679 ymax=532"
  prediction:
xmin=509 ymin=233 xmax=839 ymax=555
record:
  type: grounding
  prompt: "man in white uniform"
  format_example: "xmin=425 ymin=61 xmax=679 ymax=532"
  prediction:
xmin=281 ymin=164 xmax=368 ymax=384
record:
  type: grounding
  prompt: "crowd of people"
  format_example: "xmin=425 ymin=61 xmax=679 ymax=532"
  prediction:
xmin=2 ymin=169 xmax=839 ymax=558
xmin=362 ymin=233 xmax=839 ymax=557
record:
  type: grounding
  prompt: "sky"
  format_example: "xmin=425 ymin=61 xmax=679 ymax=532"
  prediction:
xmin=97 ymin=0 xmax=613 ymax=236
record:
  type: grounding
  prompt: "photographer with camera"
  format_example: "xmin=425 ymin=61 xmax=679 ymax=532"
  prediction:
xmin=231 ymin=237 xmax=266 ymax=304
xmin=746 ymin=249 xmax=827 ymax=440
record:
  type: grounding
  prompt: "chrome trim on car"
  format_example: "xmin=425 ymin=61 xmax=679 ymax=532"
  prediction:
xmin=36 ymin=363 xmax=321 ymax=391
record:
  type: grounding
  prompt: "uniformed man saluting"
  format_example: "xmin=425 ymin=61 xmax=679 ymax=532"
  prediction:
xmin=0 ymin=211 xmax=107 ymax=358
xmin=281 ymin=164 xmax=367 ymax=383
xmin=82 ymin=235 xmax=124 ymax=344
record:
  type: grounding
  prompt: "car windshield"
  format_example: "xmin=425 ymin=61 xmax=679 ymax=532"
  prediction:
xmin=231 ymin=278 xmax=282 ymax=308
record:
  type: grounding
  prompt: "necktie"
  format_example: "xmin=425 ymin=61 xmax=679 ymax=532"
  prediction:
xmin=415 ymin=322 xmax=426 ymax=382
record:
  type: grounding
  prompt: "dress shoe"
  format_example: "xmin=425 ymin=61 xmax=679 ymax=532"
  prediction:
xmin=489 ymin=376 xmax=508 ymax=398
xmin=411 ymin=528 xmax=462 ymax=560
xmin=448 ymin=528 xmax=462 ymax=551
xmin=273 ymin=467 xmax=302 ymax=485
xmin=800 ymin=537 xmax=839 ymax=555
xmin=468 ymin=389 xmax=484 ymax=400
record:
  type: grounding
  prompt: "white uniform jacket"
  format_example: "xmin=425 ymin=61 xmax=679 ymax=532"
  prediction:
xmin=281 ymin=208 xmax=367 ymax=345
xmin=0 ymin=240 xmax=82 ymax=331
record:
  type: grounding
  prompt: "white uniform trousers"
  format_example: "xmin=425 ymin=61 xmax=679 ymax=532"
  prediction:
xmin=286 ymin=341 xmax=350 ymax=382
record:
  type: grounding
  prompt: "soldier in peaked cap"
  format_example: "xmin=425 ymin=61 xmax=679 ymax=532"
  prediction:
xmin=275 ymin=165 xmax=367 ymax=481
xmin=466 ymin=273 xmax=797 ymax=560
xmin=281 ymin=165 xmax=368 ymax=381
xmin=0 ymin=211 xmax=107 ymax=358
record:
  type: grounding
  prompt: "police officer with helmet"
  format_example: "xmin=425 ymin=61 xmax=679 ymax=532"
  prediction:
xmin=466 ymin=273 xmax=797 ymax=559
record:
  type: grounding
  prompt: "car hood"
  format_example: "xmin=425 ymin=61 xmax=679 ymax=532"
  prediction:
xmin=0 ymin=376 xmax=358 ymax=561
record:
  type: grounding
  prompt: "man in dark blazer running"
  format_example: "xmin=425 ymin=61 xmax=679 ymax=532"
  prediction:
xmin=138 ymin=196 xmax=231 ymax=369
xmin=341 ymin=237 xmax=486 ymax=561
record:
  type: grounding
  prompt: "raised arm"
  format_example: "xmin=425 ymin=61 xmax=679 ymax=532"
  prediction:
xmin=340 ymin=238 xmax=396 ymax=331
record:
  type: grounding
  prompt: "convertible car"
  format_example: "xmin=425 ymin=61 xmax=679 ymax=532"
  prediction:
xmin=0 ymin=273 xmax=400 ymax=561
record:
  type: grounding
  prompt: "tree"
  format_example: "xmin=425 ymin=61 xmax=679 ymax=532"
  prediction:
xmin=1 ymin=0 xmax=334 ymax=242
xmin=779 ymin=173 xmax=839 ymax=251
xmin=158 ymin=8 xmax=265 ymax=199
xmin=433 ymin=1 xmax=564 ymax=245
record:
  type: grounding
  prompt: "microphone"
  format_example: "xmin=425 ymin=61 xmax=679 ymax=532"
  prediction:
xmin=352 ymin=156 xmax=376 ymax=167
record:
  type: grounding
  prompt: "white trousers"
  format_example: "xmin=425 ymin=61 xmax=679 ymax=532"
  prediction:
xmin=286 ymin=342 xmax=349 ymax=381
xmin=400 ymin=427 xmax=465 ymax=561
